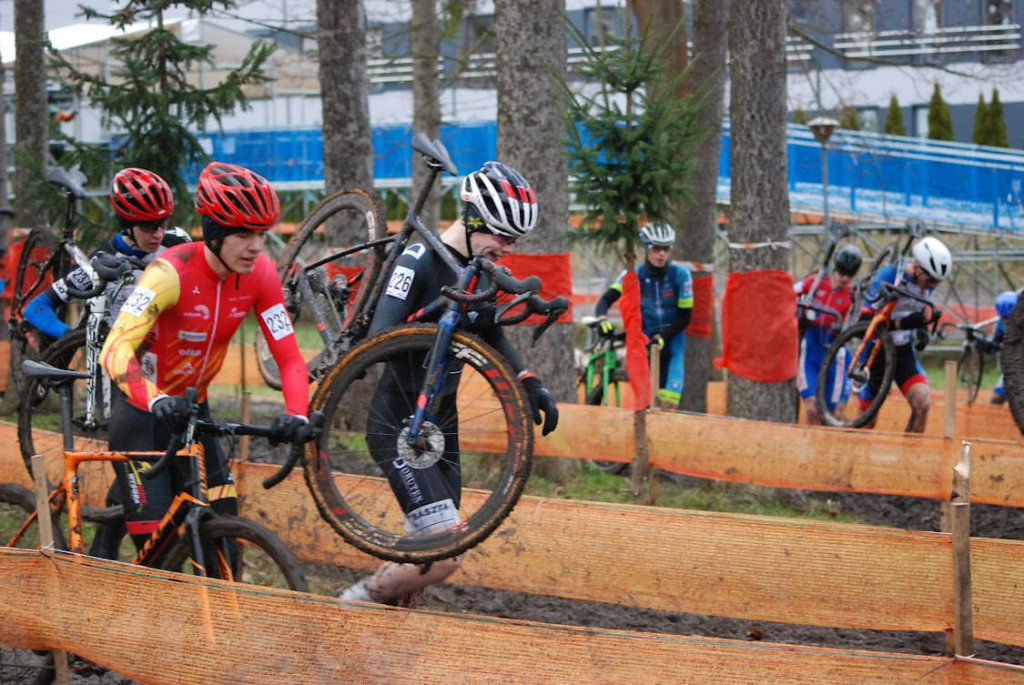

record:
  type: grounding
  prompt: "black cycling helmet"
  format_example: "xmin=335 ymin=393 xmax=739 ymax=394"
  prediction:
xmin=833 ymin=244 xmax=862 ymax=277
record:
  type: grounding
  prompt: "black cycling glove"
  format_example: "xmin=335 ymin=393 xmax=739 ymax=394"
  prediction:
xmin=519 ymin=373 xmax=559 ymax=436
xmin=898 ymin=311 xmax=929 ymax=331
xmin=269 ymin=414 xmax=310 ymax=446
xmin=151 ymin=396 xmax=192 ymax=433
xmin=914 ymin=328 xmax=930 ymax=351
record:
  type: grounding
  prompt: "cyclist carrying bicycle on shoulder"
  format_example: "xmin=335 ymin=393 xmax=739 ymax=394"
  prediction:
xmin=795 ymin=245 xmax=862 ymax=425
xmin=337 ymin=160 xmax=559 ymax=607
xmin=23 ymin=168 xmax=191 ymax=341
xmin=593 ymin=223 xmax=692 ymax=410
xmin=858 ymin=236 xmax=952 ymax=433
xmin=989 ymin=290 xmax=1018 ymax=406
xmin=100 ymin=163 xmax=310 ymax=551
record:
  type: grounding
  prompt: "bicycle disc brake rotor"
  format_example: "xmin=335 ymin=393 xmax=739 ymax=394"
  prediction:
xmin=397 ymin=421 xmax=445 ymax=468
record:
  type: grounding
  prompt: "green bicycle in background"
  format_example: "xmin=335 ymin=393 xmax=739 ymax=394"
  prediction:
xmin=577 ymin=315 xmax=629 ymax=474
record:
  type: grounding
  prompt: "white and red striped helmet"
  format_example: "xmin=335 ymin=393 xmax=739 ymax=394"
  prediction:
xmin=460 ymin=161 xmax=538 ymax=237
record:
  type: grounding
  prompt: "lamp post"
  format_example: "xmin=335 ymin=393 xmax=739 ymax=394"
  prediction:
xmin=809 ymin=117 xmax=838 ymax=231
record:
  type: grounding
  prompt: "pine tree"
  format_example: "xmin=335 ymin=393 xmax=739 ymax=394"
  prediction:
xmin=559 ymin=19 xmax=701 ymax=264
xmin=50 ymin=1 xmax=274 ymax=222
xmin=927 ymin=83 xmax=955 ymax=141
xmin=792 ymin=107 xmax=809 ymax=125
xmin=883 ymin=95 xmax=906 ymax=135
xmin=988 ymin=88 xmax=1009 ymax=148
xmin=972 ymin=92 xmax=990 ymax=145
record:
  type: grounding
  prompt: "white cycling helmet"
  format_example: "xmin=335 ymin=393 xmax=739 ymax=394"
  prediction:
xmin=912 ymin=236 xmax=952 ymax=282
xmin=640 ymin=222 xmax=675 ymax=247
xmin=460 ymin=161 xmax=538 ymax=237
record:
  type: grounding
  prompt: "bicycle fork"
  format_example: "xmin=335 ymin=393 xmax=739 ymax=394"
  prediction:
xmin=404 ymin=268 xmax=478 ymax=450
xmin=848 ymin=303 xmax=896 ymax=383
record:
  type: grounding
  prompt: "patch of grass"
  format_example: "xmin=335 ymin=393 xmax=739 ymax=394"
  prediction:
xmin=525 ymin=462 xmax=864 ymax=524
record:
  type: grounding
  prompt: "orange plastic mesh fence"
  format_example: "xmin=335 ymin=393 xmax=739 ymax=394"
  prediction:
xmin=4 ymin=549 xmax=1024 ymax=685
xmin=233 ymin=462 xmax=956 ymax=633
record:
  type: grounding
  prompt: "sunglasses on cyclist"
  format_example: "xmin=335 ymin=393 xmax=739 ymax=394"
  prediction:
xmin=494 ymin=233 xmax=518 ymax=247
xmin=132 ymin=221 xmax=167 ymax=234
xmin=649 ymin=244 xmax=671 ymax=253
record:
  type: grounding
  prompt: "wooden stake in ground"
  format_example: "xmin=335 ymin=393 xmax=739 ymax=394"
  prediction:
xmin=631 ymin=344 xmax=657 ymax=505
xmin=951 ymin=440 xmax=974 ymax=658
xmin=31 ymin=454 xmax=70 ymax=685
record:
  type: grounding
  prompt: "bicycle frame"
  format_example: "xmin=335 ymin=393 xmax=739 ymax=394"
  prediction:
xmin=580 ymin=324 xmax=625 ymax=407
xmin=61 ymin=444 xmax=214 ymax=571
xmin=279 ymin=136 xmax=463 ymax=381
xmin=847 ymin=299 xmax=898 ymax=381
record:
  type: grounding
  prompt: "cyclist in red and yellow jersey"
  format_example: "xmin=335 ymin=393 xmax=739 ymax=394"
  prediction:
xmin=101 ymin=162 xmax=309 ymax=549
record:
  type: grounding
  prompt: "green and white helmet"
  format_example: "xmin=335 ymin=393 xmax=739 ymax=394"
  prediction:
xmin=640 ymin=222 xmax=675 ymax=247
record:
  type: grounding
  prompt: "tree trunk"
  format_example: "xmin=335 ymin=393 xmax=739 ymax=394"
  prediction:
xmin=0 ymin=55 xmax=10 ymax=248
xmin=632 ymin=0 xmax=687 ymax=94
xmin=726 ymin=0 xmax=796 ymax=422
xmin=317 ymin=0 xmax=374 ymax=243
xmin=13 ymin=0 xmax=48 ymax=227
xmin=678 ymin=0 xmax=729 ymax=413
xmin=412 ymin=0 xmax=442 ymax=232
xmin=494 ymin=0 xmax=575 ymax=481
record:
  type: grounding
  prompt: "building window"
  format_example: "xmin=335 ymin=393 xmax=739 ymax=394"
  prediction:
xmin=584 ymin=7 xmax=617 ymax=45
xmin=913 ymin=0 xmax=941 ymax=33
xmin=913 ymin=105 xmax=930 ymax=138
xmin=466 ymin=14 xmax=495 ymax=55
xmin=859 ymin=108 xmax=879 ymax=133
xmin=366 ymin=28 xmax=384 ymax=60
xmin=985 ymin=1 xmax=1013 ymax=25
xmin=843 ymin=0 xmax=876 ymax=33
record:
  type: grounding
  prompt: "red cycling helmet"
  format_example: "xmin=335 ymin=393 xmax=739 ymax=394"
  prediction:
xmin=110 ymin=168 xmax=174 ymax=222
xmin=194 ymin=162 xmax=280 ymax=230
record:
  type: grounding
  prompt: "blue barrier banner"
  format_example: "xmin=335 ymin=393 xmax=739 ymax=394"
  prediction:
xmin=193 ymin=121 xmax=1024 ymax=231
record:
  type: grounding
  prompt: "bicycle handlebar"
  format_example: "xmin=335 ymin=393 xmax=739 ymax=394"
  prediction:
xmin=262 ymin=412 xmax=325 ymax=489
xmin=441 ymin=259 xmax=542 ymax=304
xmin=796 ymin=299 xmax=842 ymax=321
xmin=875 ymin=282 xmax=942 ymax=332
xmin=63 ymin=254 xmax=144 ymax=300
xmin=142 ymin=389 xmax=324 ymax=481
xmin=937 ymin=318 xmax=998 ymax=342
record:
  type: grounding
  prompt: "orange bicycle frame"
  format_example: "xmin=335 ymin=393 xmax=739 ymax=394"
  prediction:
xmin=62 ymin=444 xmax=207 ymax=558
xmin=847 ymin=300 xmax=897 ymax=380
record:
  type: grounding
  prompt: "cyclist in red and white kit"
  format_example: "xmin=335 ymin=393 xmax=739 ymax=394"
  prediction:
xmin=101 ymin=162 xmax=309 ymax=549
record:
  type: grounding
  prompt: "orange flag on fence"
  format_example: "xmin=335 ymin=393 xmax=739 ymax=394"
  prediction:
xmin=713 ymin=269 xmax=799 ymax=383
xmin=620 ymin=269 xmax=651 ymax=410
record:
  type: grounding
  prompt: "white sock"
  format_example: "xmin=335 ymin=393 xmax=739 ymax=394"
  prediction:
xmin=338 ymin=579 xmax=372 ymax=603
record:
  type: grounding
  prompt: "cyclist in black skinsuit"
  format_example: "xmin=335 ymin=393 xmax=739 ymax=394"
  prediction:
xmin=338 ymin=161 xmax=559 ymax=607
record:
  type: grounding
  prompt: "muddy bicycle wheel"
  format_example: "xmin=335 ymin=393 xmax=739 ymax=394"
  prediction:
xmin=256 ymin=187 xmax=388 ymax=389
xmin=158 ymin=514 xmax=308 ymax=592
xmin=957 ymin=342 xmax=983 ymax=407
xmin=306 ymin=324 xmax=533 ymax=564
xmin=17 ymin=330 xmax=119 ymax=525
xmin=816 ymin=321 xmax=896 ymax=428
xmin=10 ymin=228 xmax=63 ymax=396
